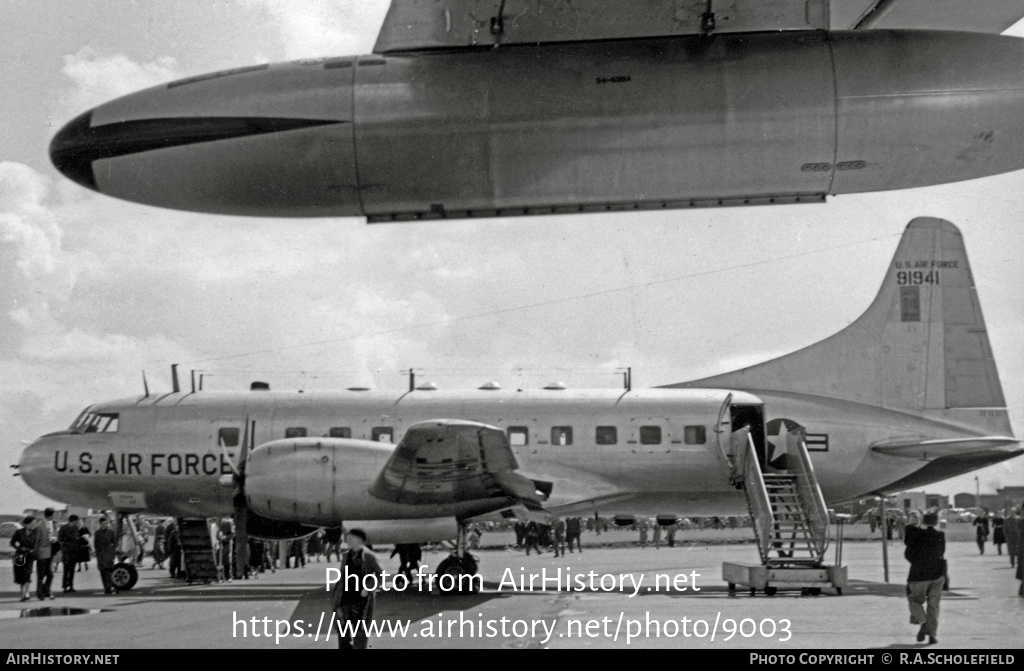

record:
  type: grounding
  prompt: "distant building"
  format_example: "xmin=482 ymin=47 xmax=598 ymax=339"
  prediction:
xmin=954 ymin=493 xmax=976 ymax=508
xmin=954 ymin=493 xmax=1004 ymax=510
xmin=996 ymin=486 xmax=1024 ymax=510
xmin=897 ymin=491 xmax=928 ymax=511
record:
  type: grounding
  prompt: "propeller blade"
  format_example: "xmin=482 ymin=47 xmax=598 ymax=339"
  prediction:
xmin=238 ymin=416 xmax=252 ymax=477
xmin=232 ymin=416 xmax=253 ymax=579
xmin=218 ymin=436 xmax=241 ymax=479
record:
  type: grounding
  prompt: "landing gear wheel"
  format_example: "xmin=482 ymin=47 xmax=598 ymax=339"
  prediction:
xmin=809 ymin=587 xmax=821 ymax=596
xmin=835 ymin=588 xmax=843 ymax=596
xmin=110 ymin=563 xmax=138 ymax=591
xmin=765 ymin=586 xmax=777 ymax=597
xmin=727 ymin=582 xmax=736 ymax=593
xmin=435 ymin=553 xmax=480 ymax=594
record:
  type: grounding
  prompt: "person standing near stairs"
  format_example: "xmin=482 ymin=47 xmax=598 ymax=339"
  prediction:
xmin=94 ymin=518 xmax=118 ymax=595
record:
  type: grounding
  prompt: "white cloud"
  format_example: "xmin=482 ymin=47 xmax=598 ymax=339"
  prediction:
xmin=0 ymin=162 xmax=62 ymax=277
xmin=58 ymin=48 xmax=182 ymax=118
xmin=237 ymin=0 xmax=389 ymax=59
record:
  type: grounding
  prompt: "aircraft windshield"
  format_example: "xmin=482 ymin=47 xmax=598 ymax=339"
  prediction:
xmin=69 ymin=410 xmax=119 ymax=434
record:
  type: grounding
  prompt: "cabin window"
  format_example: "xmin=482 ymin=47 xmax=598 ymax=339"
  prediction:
xmin=684 ymin=425 xmax=706 ymax=445
xmin=372 ymin=427 xmax=394 ymax=443
xmin=218 ymin=428 xmax=240 ymax=447
xmin=551 ymin=427 xmax=573 ymax=446
xmin=507 ymin=427 xmax=529 ymax=446
xmin=285 ymin=427 xmax=308 ymax=438
xmin=595 ymin=426 xmax=617 ymax=445
xmin=328 ymin=427 xmax=352 ymax=438
xmin=640 ymin=426 xmax=662 ymax=445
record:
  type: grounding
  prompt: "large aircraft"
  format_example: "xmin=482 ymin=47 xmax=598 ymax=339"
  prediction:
xmin=49 ymin=1 xmax=1024 ymax=220
xmin=16 ymin=218 xmax=1020 ymax=586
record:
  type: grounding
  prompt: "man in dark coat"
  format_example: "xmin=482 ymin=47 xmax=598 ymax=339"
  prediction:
xmin=94 ymin=518 xmax=119 ymax=594
xmin=904 ymin=511 xmax=946 ymax=645
xmin=58 ymin=515 xmax=82 ymax=593
xmin=166 ymin=522 xmax=182 ymax=579
xmin=389 ymin=544 xmax=422 ymax=582
xmin=1014 ymin=510 xmax=1024 ymax=597
xmin=566 ymin=517 xmax=583 ymax=553
xmin=1004 ymin=508 xmax=1019 ymax=569
xmin=331 ymin=529 xmax=383 ymax=649
xmin=523 ymin=521 xmax=541 ymax=556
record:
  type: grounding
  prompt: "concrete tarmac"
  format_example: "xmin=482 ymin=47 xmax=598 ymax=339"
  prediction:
xmin=1 ymin=536 xmax=1021 ymax=649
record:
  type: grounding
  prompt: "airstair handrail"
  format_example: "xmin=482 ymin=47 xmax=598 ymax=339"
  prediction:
xmin=790 ymin=436 xmax=830 ymax=558
xmin=743 ymin=433 xmax=774 ymax=563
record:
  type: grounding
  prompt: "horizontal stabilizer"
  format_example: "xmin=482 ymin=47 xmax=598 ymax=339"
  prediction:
xmin=872 ymin=436 xmax=1019 ymax=458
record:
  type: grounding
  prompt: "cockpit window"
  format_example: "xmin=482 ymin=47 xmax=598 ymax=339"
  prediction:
xmin=70 ymin=411 xmax=119 ymax=434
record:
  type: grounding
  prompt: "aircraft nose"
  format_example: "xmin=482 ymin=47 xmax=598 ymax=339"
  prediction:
xmin=49 ymin=110 xmax=103 ymax=192
xmin=18 ymin=436 xmax=52 ymax=496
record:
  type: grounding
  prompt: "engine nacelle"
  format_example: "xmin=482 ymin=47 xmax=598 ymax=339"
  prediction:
xmin=245 ymin=437 xmax=393 ymax=526
xmin=50 ymin=31 xmax=1024 ymax=219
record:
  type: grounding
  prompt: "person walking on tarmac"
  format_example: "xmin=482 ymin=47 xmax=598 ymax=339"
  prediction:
xmin=58 ymin=515 xmax=82 ymax=593
xmin=973 ymin=510 xmax=990 ymax=555
xmin=904 ymin=511 xmax=945 ymax=645
xmin=35 ymin=508 xmax=57 ymax=600
xmin=552 ymin=518 xmax=566 ymax=557
xmin=566 ymin=517 xmax=583 ymax=553
xmin=992 ymin=515 xmax=1006 ymax=555
xmin=94 ymin=518 xmax=118 ymax=595
xmin=332 ymin=529 xmax=383 ymax=649
xmin=524 ymin=521 xmax=542 ymax=556
xmin=1006 ymin=508 xmax=1020 ymax=569
xmin=390 ymin=544 xmax=421 ymax=582
xmin=11 ymin=516 xmax=38 ymax=602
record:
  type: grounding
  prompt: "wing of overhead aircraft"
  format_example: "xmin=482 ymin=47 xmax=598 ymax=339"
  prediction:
xmin=373 ymin=0 xmax=1024 ymax=53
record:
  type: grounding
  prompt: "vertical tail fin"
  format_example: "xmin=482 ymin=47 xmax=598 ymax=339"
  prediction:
xmin=673 ymin=218 xmax=1008 ymax=429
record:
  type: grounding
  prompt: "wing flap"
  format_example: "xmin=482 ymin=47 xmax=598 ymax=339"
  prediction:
xmin=369 ymin=420 xmax=549 ymax=511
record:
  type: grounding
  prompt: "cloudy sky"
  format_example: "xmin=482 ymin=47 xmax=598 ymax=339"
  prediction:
xmin=2 ymin=1 xmax=1023 ymax=513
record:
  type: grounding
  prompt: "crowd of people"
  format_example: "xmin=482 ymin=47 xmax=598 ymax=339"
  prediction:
xmin=11 ymin=502 xmax=1024 ymax=648
xmin=9 ymin=508 xmax=109 ymax=600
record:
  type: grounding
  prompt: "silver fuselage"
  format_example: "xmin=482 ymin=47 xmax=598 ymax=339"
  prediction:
xmin=19 ymin=387 xmax=1018 ymax=526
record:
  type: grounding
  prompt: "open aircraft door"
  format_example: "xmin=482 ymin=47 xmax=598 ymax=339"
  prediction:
xmin=730 ymin=403 xmax=767 ymax=469
xmin=715 ymin=395 xmax=768 ymax=484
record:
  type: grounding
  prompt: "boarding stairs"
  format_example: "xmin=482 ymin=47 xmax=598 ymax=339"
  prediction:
xmin=720 ymin=428 xmax=847 ymax=595
xmin=178 ymin=518 xmax=220 ymax=584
